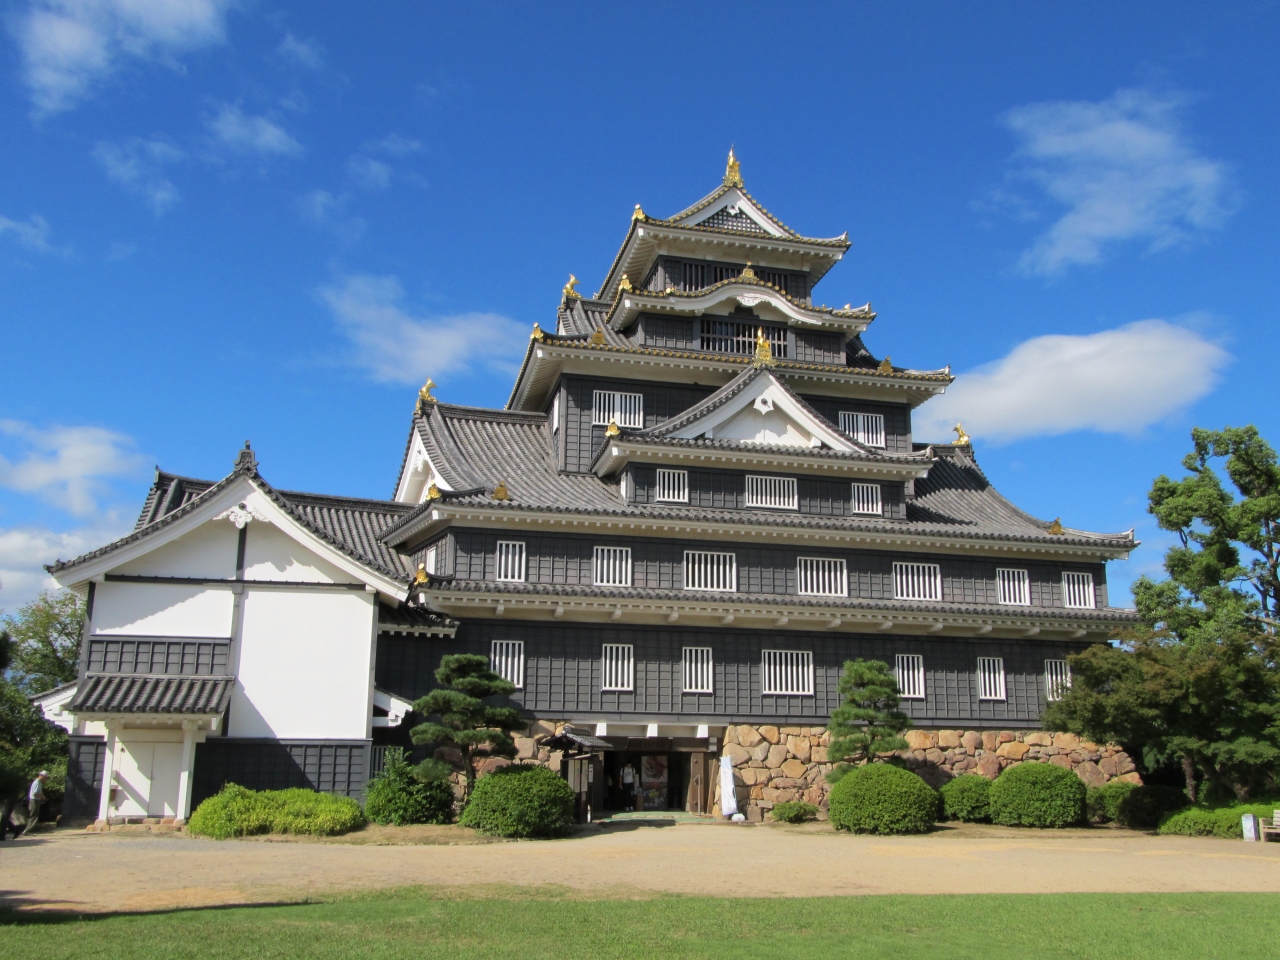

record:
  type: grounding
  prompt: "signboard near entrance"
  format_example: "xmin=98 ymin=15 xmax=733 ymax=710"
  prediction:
xmin=641 ymin=754 xmax=668 ymax=810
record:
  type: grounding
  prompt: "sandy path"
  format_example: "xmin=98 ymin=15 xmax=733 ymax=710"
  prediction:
xmin=3 ymin=822 xmax=1280 ymax=913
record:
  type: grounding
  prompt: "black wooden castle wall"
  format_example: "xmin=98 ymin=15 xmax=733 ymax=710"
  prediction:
xmin=561 ymin=376 xmax=715 ymax=473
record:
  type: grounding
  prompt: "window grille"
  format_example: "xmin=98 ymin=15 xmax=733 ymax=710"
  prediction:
xmin=894 ymin=562 xmax=942 ymax=601
xmin=757 ymin=269 xmax=794 ymax=296
xmin=978 ymin=657 xmax=1006 ymax=701
xmin=797 ymin=557 xmax=847 ymax=597
xmin=423 ymin=540 xmax=442 ymax=575
xmin=745 ymin=474 xmax=798 ymax=509
xmin=494 ymin=541 xmax=526 ymax=582
xmin=683 ymin=550 xmax=737 ymax=592
xmin=681 ymin=261 xmax=707 ymax=291
xmin=710 ymin=264 xmax=742 ymax=285
xmin=602 ymin=643 xmax=634 ymax=691
xmin=490 ymin=641 xmax=524 ymax=688
xmin=592 ymin=390 xmax=644 ymax=428
xmin=700 ymin=319 xmax=787 ymax=357
xmin=682 ymin=647 xmax=714 ymax=694
xmin=851 ymin=482 xmax=882 ymax=516
xmin=996 ymin=568 xmax=1030 ymax=606
xmin=593 ymin=546 xmax=632 ymax=587
xmin=1062 ymin=572 xmax=1095 ymax=609
xmin=839 ymin=411 xmax=886 ymax=448
xmin=895 ymin=654 xmax=925 ymax=700
xmin=1045 ymin=659 xmax=1071 ymax=701
xmin=655 ymin=468 xmax=689 ymax=503
xmin=762 ymin=650 xmax=814 ymax=696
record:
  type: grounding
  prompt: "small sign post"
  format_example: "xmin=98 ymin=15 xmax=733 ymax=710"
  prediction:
xmin=1242 ymin=813 xmax=1259 ymax=842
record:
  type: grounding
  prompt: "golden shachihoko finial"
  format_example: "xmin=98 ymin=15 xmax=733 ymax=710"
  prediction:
xmin=417 ymin=378 xmax=436 ymax=413
xmin=953 ymin=422 xmax=971 ymax=445
xmin=752 ymin=327 xmax=776 ymax=367
xmin=632 ymin=204 xmax=646 ymax=222
xmin=724 ymin=147 xmax=743 ymax=188
xmin=1047 ymin=517 xmax=1065 ymax=535
xmin=492 ymin=480 xmax=511 ymax=501
xmin=426 ymin=482 xmax=441 ymax=501
xmin=530 ymin=323 xmax=544 ymax=341
xmin=413 ymin=563 xmax=428 ymax=585
xmin=562 ymin=274 xmax=581 ymax=299
xmin=605 ymin=418 xmax=620 ymax=437
xmin=877 ymin=356 xmax=893 ymax=374
xmin=618 ymin=274 xmax=633 ymax=293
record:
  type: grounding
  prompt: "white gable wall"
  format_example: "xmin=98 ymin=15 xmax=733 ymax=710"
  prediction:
xmin=242 ymin=520 xmax=349 ymax=583
xmin=115 ymin=520 xmax=238 ymax=578
xmin=94 ymin=583 xmax=235 ymax=637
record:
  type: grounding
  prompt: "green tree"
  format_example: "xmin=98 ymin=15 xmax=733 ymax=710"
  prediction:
xmin=0 ymin=677 xmax=70 ymax=805
xmin=826 ymin=658 xmax=912 ymax=783
xmin=2 ymin=589 xmax=84 ymax=693
xmin=410 ymin=654 xmax=522 ymax=798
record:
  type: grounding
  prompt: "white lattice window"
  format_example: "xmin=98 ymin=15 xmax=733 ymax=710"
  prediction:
xmin=745 ymin=474 xmax=797 ymax=509
xmin=851 ymin=482 xmax=882 ymax=516
xmin=1063 ymin=572 xmax=1096 ymax=609
xmin=423 ymin=540 xmax=443 ymax=575
xmin=1045 ymin=659 xmax=1071 ymax=701
xmin=490 ymin=640 xmax=524 ymax=688
xmin=762 ymin=649 xmax=814 ymax=696
xmin=593 ymin=546 xmax=632 ymax=587
xmin=896 ymin=654 xmax=925 ymax=700
xmin=602 ymin=643 xmax=634 ymax=691
xmin=655 ymin=468 xmax=689 ymax=503
xmin=682 ymin=646 xmax=713 ymax=694
xmin=894 ymin=562 xmax=942 ymax=601
xmin=592 ymin=390 xmax=643 ymax=428
xmin=997 ymin=568 xmax=1030 ymax=606
xmin=797 ymin=557 xmax=847 ymax=597
xmin=840 ymin=411 xmax=886 ymax=448
xmin=684 ymin=550 xmax=737 ymax=592
xmin=495 ymin=541 xmax=526 ymax=582
xmin=978 ymin=657 xmax=1006 ymax=701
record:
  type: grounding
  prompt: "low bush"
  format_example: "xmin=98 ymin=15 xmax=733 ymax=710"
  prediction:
xmin=364 ymin=748 xmax=455 ymax=826
xmin=770 ymin=801 xmax=819 ymax=823
xmin=1157 ymin=799 xmax=1280 ymax=839
xmin=459 ymin=764 xmax=575 ymax=838
xmin=988 ymin=763 xmax=1084 ymax=828
xmin=1115 ymin=784 xmax=1190 ymax=830
xmin=828 ymin=763 xmax=938 ymax=835
xmin=1087 ymin=780 xmax=1138 ymax=823
xmin=187 ymin=784 xmax=365 ymax=839
xmin=940 ymin=774 xmax=992 ymax=822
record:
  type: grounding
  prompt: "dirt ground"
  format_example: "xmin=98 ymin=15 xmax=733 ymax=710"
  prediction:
xmin=3 ymin=820 xmax=1280 ymax=913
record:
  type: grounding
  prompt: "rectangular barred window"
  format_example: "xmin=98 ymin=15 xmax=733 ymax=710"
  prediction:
xmin=593 ymin=546 xmax=632 ymax=587
xmin=684 ymin=550 xmax=737 ymax=592
xmin=494 ymin=541 xmax=526 ymax=582
xmin=682 ymin=646 xmax=714 ymax=694
xmin=655 ymin=468 xmax=689 ymax=503
xmin=592 ymin=390 xmax=644 ymax=428
xmin=851 ymin=481 xmax=882 ymax=516
xmin=839 ymin=411 xmax=886 ymax=448
xmin=1045 ymin=659 xmax=1071 ymax=701
xmin=894 ymin=561 xmax=942 ymax=601
xmin=1063 ymin=572 xmax=1096 ymax=609
xmin=978 ymin=657 xmax=1006 ymax=701
xmin=490 ymin=640 xmax=524 ymax=689
xmin=895 ymin=654 xmax=925 ymax=699
xmin=997 ymin=568 xmax=1030 ymax=606
xmin=601 ymin=643 xmax=634 ymax=691
xmin=797 ymin=557 xmax=847 ymax=597
xmin=762 ymin=650 xmax=814 ymax=696
xmin=745 ymin=474 xmax=798 ymax=510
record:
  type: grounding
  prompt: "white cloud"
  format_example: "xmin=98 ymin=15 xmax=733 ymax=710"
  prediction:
xmin=915 ymin=319 xmax=1229 ymax=443
xmin=208 ymin=103 xmax=302 ymax=156
xmin=0 ymin=212 xmax=55 ymax=252
xmin=93 ymin=137 xmax=183 ymax=214
xmin=347 ymin=155 xmax=392 ymax=191
xmin=12 ymin=0 xmax=233 ymax=116
xmin=996 ymin=87 xmax=1233 ymax=276
xmin=318 ymin=273 xmax=527 ymax=385
xmin=346 ymin=134 xmax=424 ymax=191
xmin=0 ymin=521 xmax=128 ymax=609
xmin=0 ymin=420 xmax=148 ymax=516
xmin=277 ymin=31 xmax=321 ymax=70
xmin=298 ymin=188 xmax=366 ymax=242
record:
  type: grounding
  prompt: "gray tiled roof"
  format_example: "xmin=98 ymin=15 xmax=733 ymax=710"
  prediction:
xmin=378 ymin=601 xmax=458 ymax=633
xmin=135 ymin=471 xmax=216 ymax=530
xmin=71 ymin=675 xmax=233 ymax=714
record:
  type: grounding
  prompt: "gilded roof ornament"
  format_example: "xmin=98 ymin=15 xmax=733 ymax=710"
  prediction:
xmin=877 ymin=356 xmax=893 ymax=374
xmin=413 ymin=563 xmax=428 ymax=585
xmin=530 ymin=323 xmax=545 ymax=341
xmin=632 ymin=204 xmax=646 ymax=222
xmin=492 ymin=480 xmax=511 ymax=501
xmin=617 ymin=273 xmax=633 ymax=293
xmin=416 ymin=378 xmax=437 ymax=414
xmin=562 ymin=274 xmax=581 ymax=299
xmin=426 ymin=482 xmax=441 ymax=501
xmin=740 ymin=260 xmax=756 ymax=280
xmin=723 ymin=147 xmax=743 ymax=188
xmin=604 ymin=418 xmax=621 ymax=437
xmin=1047 ymin=517 xmax=1065 ymax=535
xmin=590 ymin=328 xmax=606 ymax=346
xmin=953 ymin=422 xmax=971 ymax=445
xmin=752 ymin=327 xmax=776 ymax=368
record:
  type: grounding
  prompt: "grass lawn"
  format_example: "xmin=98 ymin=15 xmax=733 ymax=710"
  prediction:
xmin=3 ymin=888 xmax=1278 ymax=959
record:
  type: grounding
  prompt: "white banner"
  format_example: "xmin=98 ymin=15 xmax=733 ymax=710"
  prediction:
xmin=719 ymin=754 xmax=738 ymax=818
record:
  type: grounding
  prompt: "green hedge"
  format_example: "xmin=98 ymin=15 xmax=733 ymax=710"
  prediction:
xmin=364 ymin=748 xmax=455 ymax=825
xmin=1157 ymin=799 xmax=1280 ymax=839
xmin=770 ymin=801 xmax=819 ymax=823
xmin=459 ymin=764 xmax=575 ymax=838
xmin=828 ymin=763 xmax=938 ymax=835
xmin=1115 ymin=784 xmax=1189 ymax=830
xmin=940 ymin=774 xmax=992 ymax=822
xmin=187 ymin=784 xmax=365 ymax=839
xmin=988 ymin=763 xmax=1085 ymax=827
xmin=1086 ymin=780 xmax=1138 ymax=823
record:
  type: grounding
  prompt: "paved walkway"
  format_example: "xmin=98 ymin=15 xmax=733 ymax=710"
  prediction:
xmin=3 ymin=822 xmax=1280 ymax=912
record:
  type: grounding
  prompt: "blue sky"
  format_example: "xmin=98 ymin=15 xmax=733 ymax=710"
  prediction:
xmin=2 ymin=1 xmax=1277 ymax=609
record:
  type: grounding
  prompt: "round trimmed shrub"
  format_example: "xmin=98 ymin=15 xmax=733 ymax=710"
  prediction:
xmin=988 ymin=763 xmax=1085 ymax=827
xmin=459 ymin=764 xmax=575 ymax=838
xmin=770 ymin=800 xmax=819 ymax=823
xmin=1115 ymin=785 xmax=1190 ymax=830
xmin=828 ymin=763 xmax=938 ymax=835
xmin=1086 ymin=780 xmax=1138 ymax=823
xmin=365 ymin=748 xmax=455 ymax=825
xmin=940 ymin=774 xmax=992 ymax=822
xmin=188 ymin=784 xmax=364 ymax=839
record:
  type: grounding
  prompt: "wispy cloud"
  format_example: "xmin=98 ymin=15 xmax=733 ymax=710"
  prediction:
xmin=991 ymin=87 xmax=1234 ymax=276
xmin=0 ymin=212 xmax=55 ymax=252
xmin=298 ymin=189 xmax=366 ymax=242
xmin=346 ymin=134 xmax=424 ymax=192
xmin=0 ymin=521 xmax=130 ymax=608
xmin=93 ymin=137 xmax=184 ymax=214
xmin=318 ymin=273 xmax=526 ymax=385
xmin=277 ymin=31 xmax=322 ymax=70
xmin=11 ymin=0 xmax=233 ymax=116
xmin=208 ymin=103 xmax=302 ymax=156
xmin=0 ymin=420 xmax=148 ymax=516
xmin=915 ymin=319 xmax=1229 ymax=443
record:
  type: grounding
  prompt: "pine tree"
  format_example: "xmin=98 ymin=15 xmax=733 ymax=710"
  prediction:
xmin=826 ymin=658 xmax=912 ymax=783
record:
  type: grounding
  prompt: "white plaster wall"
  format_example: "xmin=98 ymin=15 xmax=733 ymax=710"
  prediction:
xmin=229 ymin=587 xmax=375 ymax=739
xmin=242 ymin=521 xmax=350 ymax=583
xmin=115 ymin=520 xmax=239 ymax=579
xmin=93 ymin=582 xmax=234 ymax=637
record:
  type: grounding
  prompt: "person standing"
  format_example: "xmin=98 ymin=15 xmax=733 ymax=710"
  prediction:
xmin=620 ymin=762 xmax=636 ymax=811
xmin=21 ymin=771 xmax=48 ymax=836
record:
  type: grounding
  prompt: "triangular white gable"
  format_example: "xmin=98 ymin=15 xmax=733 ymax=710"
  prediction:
xmin=672 ymin=186 xmax=788 ymax=237
xmin=393 ymin=429 xmax=454 ymax=504
xmin=667 ymin=372 xmax=856 ymax=451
